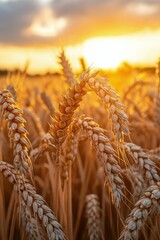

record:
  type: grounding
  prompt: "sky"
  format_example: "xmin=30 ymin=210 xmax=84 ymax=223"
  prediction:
xmin=0 ymin=0 xmax=160 ymax=74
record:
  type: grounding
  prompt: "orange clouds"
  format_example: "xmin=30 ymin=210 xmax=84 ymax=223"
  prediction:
xmin=0 ymin=0 xmax=160 ymax=46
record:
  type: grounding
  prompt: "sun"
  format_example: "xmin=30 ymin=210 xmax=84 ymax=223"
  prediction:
xmin=82 ymin=31 xmax=160 ymax=70
xmin=82 ymin=37 xmax=128 ymax=69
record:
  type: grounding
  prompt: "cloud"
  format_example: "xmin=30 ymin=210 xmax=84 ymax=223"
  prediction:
xmin=49 ymin=0 xmax=160 ymax=17
xmin=125 ymin=2 xmax=159 ymax=15
xmin=49 ymin=0 xmax=160 ymax=44
xmin=24 ymin=8 xmax=67 ymax=38
xmin=0 ymin=0 xmax=42 ymax=44
xmin=0 ymin=0 xmax=160 ymax=46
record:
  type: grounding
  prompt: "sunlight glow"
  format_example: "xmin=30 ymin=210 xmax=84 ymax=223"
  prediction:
xmin=25 ymin=8 xmax=67 ymax=37
xmin=82 ymin=30 xmax=160 ymax=69
xmin=83 ymin=38 xmax=127 ymax=69
xmin=1 ymin=29 xmax=160 ymax=74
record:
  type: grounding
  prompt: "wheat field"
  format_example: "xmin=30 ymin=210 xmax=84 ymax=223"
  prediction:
xmin=0 ymin=52 xmax=160 ymax=240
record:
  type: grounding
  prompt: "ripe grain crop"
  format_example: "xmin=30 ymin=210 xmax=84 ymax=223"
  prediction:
xmin=0 ymin=53 xmax=160 ymax=240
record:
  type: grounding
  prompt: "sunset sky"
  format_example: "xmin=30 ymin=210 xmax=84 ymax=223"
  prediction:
xmin=0 ymin=0 xmax=160 ymax=74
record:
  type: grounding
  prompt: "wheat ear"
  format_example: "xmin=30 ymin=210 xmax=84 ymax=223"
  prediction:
xmin=61 ymin=132 xmax=78 ymax=181
xmin=59 ymin=50 xmax=74 ymax=85
xmin=119 ymin=182 xmax=160 ymax=240
xmin=50 ymin=70 xmax=97 ymax=163
xmin=124 ymin=142 xmax=160 ymax=185
xmin=84 ymin=76 xmax=129 ymax=139
xmin=0 ymin=161 xmax=66 ymax=240
xmin=6 ymin=85 xmax=17 ymax=101
xmin=0 ymin=89 xmax=31 ymax=174
xmin=72 ymin=115 xmax=124 ymax=207
xmin=50 ymin=70 xmax=128 ymax=162
xmin=21 ymin=200 xmax=46 ymax=240
xmin=85 ymin=194 xmax=104 ymax=240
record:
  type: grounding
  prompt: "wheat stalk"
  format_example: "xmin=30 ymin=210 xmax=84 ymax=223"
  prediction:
xmin=154 ymin=95 xmax=160 ymax=127
xmin=23 ymin=107 xmax=45 ymax=137
xmin=79 ymin=57 xmax=87 ymax=72
xmin=41 ymin=91 xmax=55 ymax=115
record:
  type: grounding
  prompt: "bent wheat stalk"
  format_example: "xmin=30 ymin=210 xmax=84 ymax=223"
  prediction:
xmin=72 ymin=115 xmax=124 ymax=207
xmin=0 ymin=161 xmax=66 ymax=240
xmin=50 ymin=70 xmax=97 ymax=163
xmin=50 ymin=70 xmax=129 ymax=163
xmin=84 ymin=76 xmax=129 ymax=139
